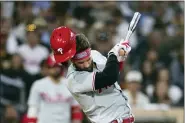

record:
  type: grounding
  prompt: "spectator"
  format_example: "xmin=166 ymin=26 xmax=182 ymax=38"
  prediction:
xmin=137 ymin=1 xmax=155 ymax=37
xmin=11 ymin=1 xmax=34 ymax=43
xmin=32 ymin=17 xmax=48 ymax=47
xmin=1 ymin=17 xmax=19 ymax=55
xmin=0 ymin=32 xmax=12 ymax=70
xmin=146 ymin=67 xmax=170 ymax=99
xmin=1 ymin=2 xmax=15 ymax=18
xmin=93 ymin=27 xmax=114 ymax=56
xmin=32 ymin=58 xmax=49 ymax=81
xmin=1 ymin=53 xmax=33 ymax=100
xmin=170 ymin=47 xmax=184 ymax=90
xmin=151 ymin=81 xmax=171 ymax=105
xmin=157 ymin=67 xmax=170 ymax=82
xmin=141 ymin=60 xmax=157 ymax=95
xmin=123 ymin=70 xmax=150 ymax=108
xmin=32 ymin=1 xmax=51 ymax=16
xmin=17 ymin=29 xmax=49 ymax=75
xmin=169 ymin=46 xmax=184 ymax=106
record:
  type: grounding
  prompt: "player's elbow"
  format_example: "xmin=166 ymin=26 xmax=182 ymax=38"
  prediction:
xmin=106 ymin=71 xmax=118 ymax=84
xmin=110 ymin=75 xmax=118 ymax=83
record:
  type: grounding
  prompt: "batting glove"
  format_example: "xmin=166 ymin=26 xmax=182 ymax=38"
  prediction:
xmin=108 ymin=43 xmax=121 ymax=58
xmin=117 ymin=41 xmax=131 ymax=62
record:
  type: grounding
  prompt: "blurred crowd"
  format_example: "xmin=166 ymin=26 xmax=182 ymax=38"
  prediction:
xmin=0 ymin=1 xmax=184 ymax=123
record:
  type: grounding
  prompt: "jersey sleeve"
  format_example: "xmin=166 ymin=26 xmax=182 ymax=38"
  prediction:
xmin=71 ymin=95 xmax=80 ymax=106
xmin=27 ymin=81 xmax=41 ymax=106
xmin=67 ymin=71 xmax=96 ymax=93
xmin=91 ymin=50 xmax=107 ymax=64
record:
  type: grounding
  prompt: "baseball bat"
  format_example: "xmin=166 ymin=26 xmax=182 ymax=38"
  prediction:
xmin=119 ymin=12 xmax=141 ymax=56
xmin=120 ymin=12 xmax=141 ymax=43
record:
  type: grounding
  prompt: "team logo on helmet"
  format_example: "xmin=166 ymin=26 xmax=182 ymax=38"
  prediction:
xmin=57 ymin=48 xmax=63 ymax=54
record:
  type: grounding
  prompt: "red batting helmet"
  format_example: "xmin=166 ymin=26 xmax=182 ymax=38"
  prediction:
xmin=50 ymin=26 xmax=76 ymax=63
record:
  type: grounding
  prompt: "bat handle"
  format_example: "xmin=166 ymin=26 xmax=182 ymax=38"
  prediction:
xmin=120 ymin=30 xmax=132 ymax=43
xmin=125 ymin=30 xmax=132 ymax=41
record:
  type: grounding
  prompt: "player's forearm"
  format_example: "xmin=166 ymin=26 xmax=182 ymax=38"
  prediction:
xmin=94 ymin=54 xmax=119 ymax=89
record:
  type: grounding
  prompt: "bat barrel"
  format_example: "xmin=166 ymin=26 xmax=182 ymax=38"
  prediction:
xmin=120 ymin=12 xmax=141 ymax=43
xmin=129 ymin=12 xmax=141 ymax=32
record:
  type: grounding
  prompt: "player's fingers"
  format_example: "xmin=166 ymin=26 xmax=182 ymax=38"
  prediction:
xmin=119 ymin=49 xmax=126 ymax=56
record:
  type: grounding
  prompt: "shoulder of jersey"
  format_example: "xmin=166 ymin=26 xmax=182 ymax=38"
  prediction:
xmin=33 ymin=76 xmax=50 ymax=86
xmin=38 ymin=44 xmax=49 ymax=51
xmin=91 ymin=50 xmax=107 ymax=64
xmin=66 ymin=64 xmax=75 ymax=78
xmin=60 ymin=77 xmax=68 ymax=84
xmin=66 ymin=65 xmax=89 ymax=79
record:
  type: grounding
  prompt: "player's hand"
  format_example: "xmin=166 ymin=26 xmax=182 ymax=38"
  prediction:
xmin=117 ymin=41 xmax=131 ymax=62
xmin=108 ymin=43 xmax=122 ymax=58
xmin=108 ymin=41 xmax=131 ymax=61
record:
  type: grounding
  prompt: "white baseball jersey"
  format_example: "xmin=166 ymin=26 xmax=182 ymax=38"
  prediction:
xmin=66 ymin=50 xmax=132 ymax=123
xmin=28 ymin=76 xmax=79 ymax=123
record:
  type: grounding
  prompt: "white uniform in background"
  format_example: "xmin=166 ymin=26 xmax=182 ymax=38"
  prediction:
xmin=28 ymin=76 xmax=79 ymax=123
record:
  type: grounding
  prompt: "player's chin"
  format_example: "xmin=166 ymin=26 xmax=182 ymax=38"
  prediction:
xmin=83 ymin=66 xmax=93 ymax=72
xmin=49 ymin=69 xmax=62 ymax=78
xmin=80 ymin=64 xmax=93 ymax=72
xmin=51 ymin=72 xmax=61 ymax=78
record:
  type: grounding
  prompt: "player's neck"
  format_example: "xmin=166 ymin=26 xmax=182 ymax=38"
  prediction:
xmin=49 ymin=76 xmax=61 ymax=84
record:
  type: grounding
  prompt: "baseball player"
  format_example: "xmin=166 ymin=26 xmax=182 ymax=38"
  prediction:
xmin=22 ymin=55 xmax=83 ymax=123
xmin=50 ymin=26 xmax=134 ymax=123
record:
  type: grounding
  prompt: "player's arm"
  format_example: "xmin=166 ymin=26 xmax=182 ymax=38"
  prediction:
xmin=21 ymin=106 xmax=38 ymax=123
xmin=94 ymin=43 xmax=131 ymax=90
xmin=67 ymin=43 xmax=131 ymax=93
xmin=94 ymin=54 xmax=119 ymax=89
xmin=22 ymin=81 xmax=41 ymax=123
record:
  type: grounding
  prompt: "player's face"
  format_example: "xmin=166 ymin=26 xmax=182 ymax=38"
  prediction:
xmin=73 ymin=56 xmax=93 ymax=72
xmin=127 ymin=82 xmax=141 ymax=92
xmin=48 ymin=66 xmax=62 ymax=78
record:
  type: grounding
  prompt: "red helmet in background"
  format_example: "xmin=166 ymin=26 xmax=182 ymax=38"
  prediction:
xmin=50 ymin=26 xmax=76 ymax=63
xmin=45 ymin=54 xmax=65 ymax=76
xmin=46 ymin=54 xmax=60 ymax=67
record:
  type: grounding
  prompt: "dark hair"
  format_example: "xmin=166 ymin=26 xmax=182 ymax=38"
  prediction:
xmin=75 ymin=34 xmax=91 ymax=53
